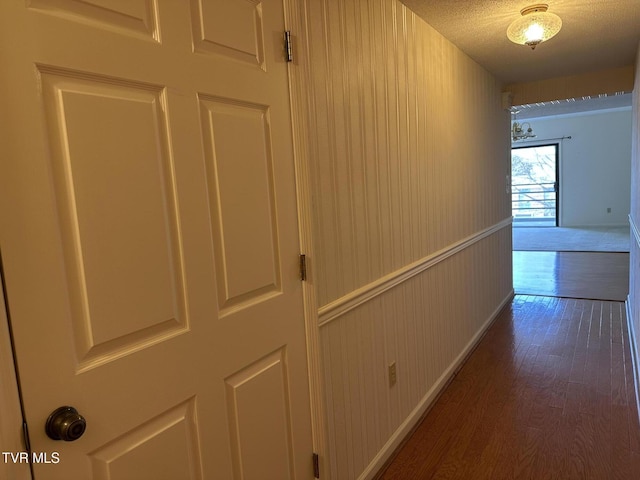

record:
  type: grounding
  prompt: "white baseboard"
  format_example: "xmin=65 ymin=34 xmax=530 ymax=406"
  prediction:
xmin=559 ymin=223 xmax=631 ymax=228
xmin=360 ymin=289 xmax=515 ymax=480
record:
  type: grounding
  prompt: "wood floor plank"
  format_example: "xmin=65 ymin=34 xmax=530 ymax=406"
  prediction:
xmin=513 ymin=251 xmax=629 ymax=301
xmin=377 ymin=296 xmax=640 ymax=480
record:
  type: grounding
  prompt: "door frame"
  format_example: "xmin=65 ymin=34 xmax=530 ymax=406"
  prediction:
xmin=285 ymin=0 xmax=329 ymax=476
xmin=0 ymin=253 xmax=32 ymax=480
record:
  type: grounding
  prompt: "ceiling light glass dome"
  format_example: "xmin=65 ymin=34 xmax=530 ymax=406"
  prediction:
xmin=507 ymin=4 xmax=562 ymax=49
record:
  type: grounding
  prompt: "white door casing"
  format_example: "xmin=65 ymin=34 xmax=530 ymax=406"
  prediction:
xmin=0 ymin=0 xmax=313 ymax=478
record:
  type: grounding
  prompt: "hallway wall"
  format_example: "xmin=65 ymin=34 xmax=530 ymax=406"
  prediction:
xmin=291 ymin=0 xmax=514 ymax=477
xmin=628 ymin=44 xmax=640 ymax=417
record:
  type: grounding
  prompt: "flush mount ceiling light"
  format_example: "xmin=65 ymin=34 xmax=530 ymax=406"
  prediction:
xmin=507 ymin=4 xmax=562 ymax=50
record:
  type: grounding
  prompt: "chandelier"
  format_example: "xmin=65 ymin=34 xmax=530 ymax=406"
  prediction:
xmin=511 ymin=110 xmax=536 ymax=141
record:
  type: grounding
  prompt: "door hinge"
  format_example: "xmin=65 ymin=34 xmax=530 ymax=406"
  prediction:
xmin=312 ymin=452 xmax=320 ymax=478
xmin=284 ymin=30 xmax=293 ymax=62
xmin=299 ymin=254 xmax=307 ymax=281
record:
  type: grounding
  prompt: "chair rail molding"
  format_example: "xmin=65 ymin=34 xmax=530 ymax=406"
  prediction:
xmin=319 ymin=217 xmax=513 ymax=326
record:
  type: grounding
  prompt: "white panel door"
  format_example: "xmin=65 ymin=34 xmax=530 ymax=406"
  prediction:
xmin=0 ymin=1 xmax=313 ymax=479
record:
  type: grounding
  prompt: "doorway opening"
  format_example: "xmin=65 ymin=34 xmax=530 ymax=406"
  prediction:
xmin=511 ymin=144 xmax=559 ymax=227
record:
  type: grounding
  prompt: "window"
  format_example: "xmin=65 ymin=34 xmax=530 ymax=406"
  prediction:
xmin=511 ymin=144 xmax=559 ymax=226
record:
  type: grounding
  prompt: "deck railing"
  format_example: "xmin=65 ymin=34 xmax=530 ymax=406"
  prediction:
xmin=512 ymin=181 xmax=556 ymax=219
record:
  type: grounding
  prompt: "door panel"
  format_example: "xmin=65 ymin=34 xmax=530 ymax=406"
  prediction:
xmin=0 ymin=1 xmax=312 ymax=478
xmin=28 ymin=0 xmax=160 ymax=40
xmin=199 ymin=97 xmax=282 ymax=313
xmin=40 ymin=69 xmax=188 ymax=370
xmin=191 ymin=0 xmax=265 ymax=68
xmin=89 ymin=399 xmax=201 ymax=480
xmin=225 ymin=349 xmax=294 ymax=480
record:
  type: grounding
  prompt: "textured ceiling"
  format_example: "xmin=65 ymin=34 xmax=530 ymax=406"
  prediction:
xmin=401 ymin=0 xmax=640 ymax=85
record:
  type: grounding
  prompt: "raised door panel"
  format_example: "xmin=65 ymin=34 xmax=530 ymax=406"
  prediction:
xmin=199 ymin=97 xmax=282 ymax=316
xmin=40 ymin=69 xmax=188 ymax=372
xmin=28 ymin=0 xmax=159 ymax=40
xmin=89 ymin=399 xmax=202 ymax=480
xmin=191 ymin=0 xmax=265 ymax=68
xmin=225 ymin=349 xmax=294 ymax=480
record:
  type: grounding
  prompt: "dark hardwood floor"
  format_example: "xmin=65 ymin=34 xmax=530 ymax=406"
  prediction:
xmin=513 ymin=251 xmax=629 ymax=301
xmin=377 ymin=295 xmax=640 ymax=479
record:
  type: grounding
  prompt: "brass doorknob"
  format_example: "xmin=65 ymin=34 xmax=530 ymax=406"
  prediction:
xmin=45 ymin=406 xmax=86 ymax=441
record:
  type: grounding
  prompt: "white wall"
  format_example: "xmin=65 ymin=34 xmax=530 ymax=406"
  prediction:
xmin=516 ymin=109 xmax=632 ymax=227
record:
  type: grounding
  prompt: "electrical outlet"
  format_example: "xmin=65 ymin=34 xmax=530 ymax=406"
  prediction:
xmin=388 ymin=362 xmax=397 ymax=387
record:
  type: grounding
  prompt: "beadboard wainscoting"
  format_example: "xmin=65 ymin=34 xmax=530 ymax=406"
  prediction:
xmin=287 ymin=0 xmax=513 ymax=478
xmin=318 ymin=218 xmax=513 ymax=326
xmin=319 ymin=224 xmax=513 ymax=479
